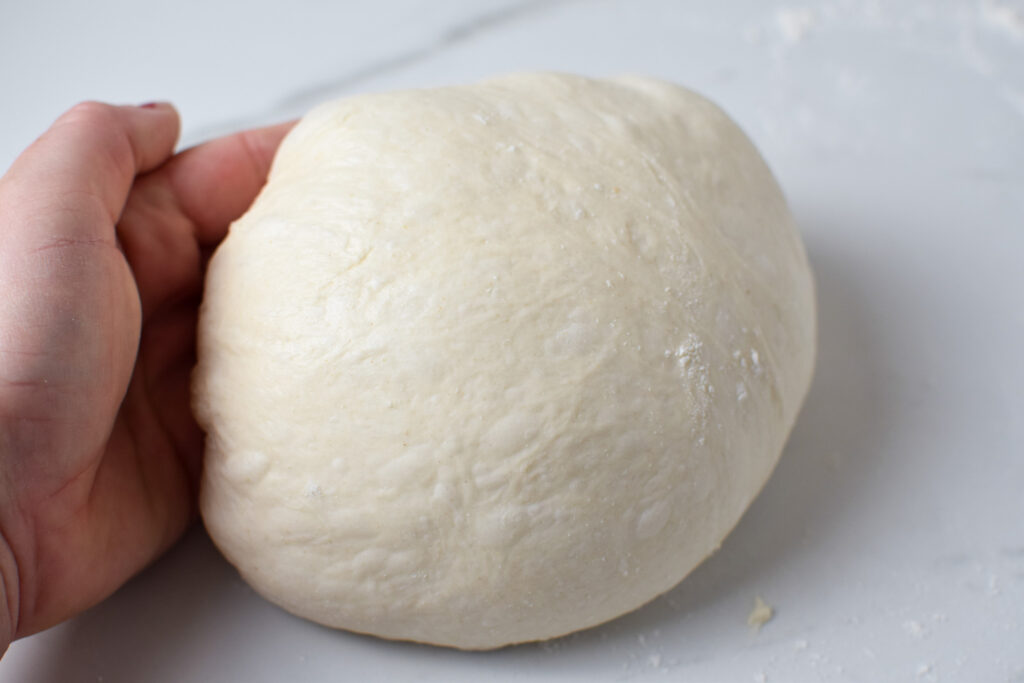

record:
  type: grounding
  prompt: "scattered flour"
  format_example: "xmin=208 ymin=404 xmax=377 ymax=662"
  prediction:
xmin=903 ymin=619 xmax=928 ymax=639
xmin=916 ymin=662 xmax=939 ymax=681
xmin=980 ymin=0 xmax=1024 ymax=40
xmin=776 ymin=7 xmax=816 ymax=43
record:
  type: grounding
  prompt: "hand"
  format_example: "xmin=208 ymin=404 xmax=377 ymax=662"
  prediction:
xmin=0 ymin=102 xmax=293 ymax=650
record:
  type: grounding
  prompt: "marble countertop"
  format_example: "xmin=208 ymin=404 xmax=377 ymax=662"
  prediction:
xmin=1 ymin=1 xmax=1022 ymax=681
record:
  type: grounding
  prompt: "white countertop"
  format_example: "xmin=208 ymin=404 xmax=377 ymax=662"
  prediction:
xmin=2 ymin=1 xmax=1022 ymax=681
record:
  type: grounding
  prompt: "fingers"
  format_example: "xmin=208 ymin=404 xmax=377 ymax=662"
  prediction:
xmin=160 ymin=121 xmax=295 ymax=246
xmin=114 ymin=120 xmax=294 ymax=318
xmin=0 ymin=102 xmax=180 ymax=243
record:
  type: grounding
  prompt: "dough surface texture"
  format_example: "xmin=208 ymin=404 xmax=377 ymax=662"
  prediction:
xmin=194 ymin=73 xmax=816 ymax=650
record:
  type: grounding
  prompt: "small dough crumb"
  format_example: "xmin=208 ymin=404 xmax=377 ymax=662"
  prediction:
xmin=748 ymin=596 xmax=775 ymax=630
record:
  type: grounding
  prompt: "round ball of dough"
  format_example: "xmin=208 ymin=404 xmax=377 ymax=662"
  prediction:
xmin=194 ymin=73 xmax=815 ymax=650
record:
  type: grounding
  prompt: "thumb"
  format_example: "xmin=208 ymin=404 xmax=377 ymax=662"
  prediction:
xmin=0 ymin=101 xmax=180 ymax=247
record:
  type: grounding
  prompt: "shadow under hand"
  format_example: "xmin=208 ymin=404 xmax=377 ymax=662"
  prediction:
xmin=29 ymin=525 xmax=248 ymax=683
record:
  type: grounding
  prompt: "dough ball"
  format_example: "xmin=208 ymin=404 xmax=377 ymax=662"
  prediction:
xmin=194 ymin=73 xmax=815 ymax=650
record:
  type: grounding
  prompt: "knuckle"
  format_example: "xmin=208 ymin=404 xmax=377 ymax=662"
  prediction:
xmin=64 ymin=100 xmax=118 ymax=128
xmin=59 ymin=101 xmax=136 ymax=179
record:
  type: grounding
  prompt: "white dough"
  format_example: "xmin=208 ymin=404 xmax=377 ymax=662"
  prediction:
xmin=194 ymin=73 xmax=816 ymax=650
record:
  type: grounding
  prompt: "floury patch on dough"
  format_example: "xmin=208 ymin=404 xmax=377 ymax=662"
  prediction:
xmin=193 ymin=73 xmax=816 ymax=650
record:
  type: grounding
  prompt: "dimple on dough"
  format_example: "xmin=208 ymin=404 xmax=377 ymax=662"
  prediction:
xmin=193 ymin=72 xmax=816 ymax=650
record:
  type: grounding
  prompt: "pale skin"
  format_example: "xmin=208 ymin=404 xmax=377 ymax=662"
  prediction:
xmin=0 ymin=102 xmax=293 ymax=654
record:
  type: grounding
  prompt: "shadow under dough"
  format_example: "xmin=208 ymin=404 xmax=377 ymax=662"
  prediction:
xmin=515 ymin=225 xmax=897 ymax=655
xmin=30 ymin=221 xmax=896 ymax=677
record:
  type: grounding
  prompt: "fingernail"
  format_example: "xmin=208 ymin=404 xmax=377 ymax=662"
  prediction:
xmin=139 ymin=102 xmax=161 ymax=109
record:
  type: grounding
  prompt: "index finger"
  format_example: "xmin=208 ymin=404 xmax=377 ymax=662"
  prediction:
xmin=0 ymin=102 xmax=180 ymax=242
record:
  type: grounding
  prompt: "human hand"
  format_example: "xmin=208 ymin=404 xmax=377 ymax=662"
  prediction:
xmin=0 ymin=102 xmax=293 ymax=650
